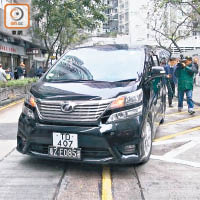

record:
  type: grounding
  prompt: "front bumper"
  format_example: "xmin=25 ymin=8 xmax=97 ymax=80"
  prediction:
xmin=17 ymin=113 xmax=145 ymax=164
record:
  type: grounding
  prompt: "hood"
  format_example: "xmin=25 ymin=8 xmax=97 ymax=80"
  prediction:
xmin=31 ymin=80 xmax=139 ymax=100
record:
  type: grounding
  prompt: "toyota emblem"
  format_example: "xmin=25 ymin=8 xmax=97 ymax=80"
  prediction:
xmin=61 ymin=102 xmax=75 ymax=113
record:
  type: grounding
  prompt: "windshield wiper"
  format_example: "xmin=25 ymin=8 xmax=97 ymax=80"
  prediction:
xmin=46 ymin=79 xmax=92 ymax=83
xmin=115 ymin=78 xmax=137 ymax=82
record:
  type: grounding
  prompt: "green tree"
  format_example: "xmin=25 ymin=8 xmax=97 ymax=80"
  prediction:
xmin=32 ymin=0 xmax=106 ymax=68
xmin=55 ymin=21 xmax=89 ymax=59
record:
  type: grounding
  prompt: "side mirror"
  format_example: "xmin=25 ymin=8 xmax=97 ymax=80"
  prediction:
xmin=151 ymin=66 xmax=166 ymax=76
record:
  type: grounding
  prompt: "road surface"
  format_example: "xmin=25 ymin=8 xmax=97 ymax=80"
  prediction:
xmin=0 ymin=99 xmax=200 ymax=200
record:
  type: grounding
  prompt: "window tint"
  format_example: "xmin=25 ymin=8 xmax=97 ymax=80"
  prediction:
xmin=45 ymin=48 xmax=145 ymax=82
xmin=152 ymin=55 xmax=159 ymax=66
xmin=46 ymin=55 xmax=93 ymax=81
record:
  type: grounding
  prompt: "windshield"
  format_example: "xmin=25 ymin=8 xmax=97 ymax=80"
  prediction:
xmin=45 ymin=47 xmax=145 ymax=82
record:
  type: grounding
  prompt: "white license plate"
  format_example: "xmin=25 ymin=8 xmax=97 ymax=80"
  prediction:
xmin=48 ymin=146 xmax=81 ymax=160
xmin=53 ymin=132 xmax=78 ymax=148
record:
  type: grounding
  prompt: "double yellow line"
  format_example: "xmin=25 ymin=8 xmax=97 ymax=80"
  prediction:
xmin=165 ymin=108 xmax=200 ymax=117
xmin=154 ymin=126 xmax=200 ymax=142
xmin=161 ymin=115 xmax=200 ymax=127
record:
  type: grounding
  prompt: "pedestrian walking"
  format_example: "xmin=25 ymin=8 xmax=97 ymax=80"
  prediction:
xmin=193 ymin=57 xmax=199 ymax=85
xmin=160 ymin=57 xmax=167 ymax=67
xmin=28 ymin=64 xmax=36 ymax=78
xmin=164 ymin=57 xmax=177 ymax=107
xmin=0 ymin=64 xmax=7 ymax=82
xmin=175 ymin=56 xmax=198 ymax=115
xmin=36 ymin=66 xmax=43 ymax=78
xmin=22 ymin=63 xmax=26 ymax=78
xmin=14 ymin=67 xmax=18 ymax=79
xmin=5 ymin=68 xmax=14 ymax=80
xmin=16 ymin=63 xmax=24 ymax=79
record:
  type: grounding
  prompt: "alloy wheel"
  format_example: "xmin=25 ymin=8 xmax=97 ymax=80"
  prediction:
xmin=142 ymin=120 xmax=152 ymax=157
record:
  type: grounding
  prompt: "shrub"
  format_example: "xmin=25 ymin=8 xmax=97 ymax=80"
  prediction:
xmin=0 ymin=78 xmax=38 ymax=88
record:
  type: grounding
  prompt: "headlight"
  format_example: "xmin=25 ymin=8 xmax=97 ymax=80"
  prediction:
xmin=25 ymin=92 xmax=36 ymax=107
xmin=107 ymin=105 xmax=143 ymax=123
xmin=109 ymin=89 xmax=143 ymax=109
xmin=23 ymin=92 xmax=36 ymax=119
xmin=22 ymin=104 xmax=35 ymax=119
xmin=107 ymin=89 xmax=143 ymax=123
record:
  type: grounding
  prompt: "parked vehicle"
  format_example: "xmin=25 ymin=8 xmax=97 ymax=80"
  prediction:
xmin=17 ymin=44 xmax=166 ymax=164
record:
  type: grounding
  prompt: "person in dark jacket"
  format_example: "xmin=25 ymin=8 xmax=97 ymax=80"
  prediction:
xmin=175 ymin=56 xmax=198 ymax=114
xmin=193 ymin=57 xmax=199 ymax=85
xmin=36 ymin=66 xmax=44 ymax=78
xmin=164 ymin=57 xmax=177 ymax=107
xmin=14 ymin=67 xmax=18 ymax=79
xmin=28 ymin=64 xmax=36 ymax=78
xmin=16 ymin=63 xmax=24 ymax=79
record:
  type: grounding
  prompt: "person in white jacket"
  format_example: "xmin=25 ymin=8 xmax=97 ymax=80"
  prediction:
xmin=0 ymin=64 xmax=7 ymax=82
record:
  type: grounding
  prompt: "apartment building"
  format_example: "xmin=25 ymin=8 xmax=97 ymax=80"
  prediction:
xmin=103 ymin=0 xmax=118 ymax=34
xmin=118 ymin=0 xmax=154 ymax=46
xmin=118 ymin=0 xmax=129 ymax=34
xmin=100 ymin=0 xmax=200 ymax=53
xmin=92 ymin=0 xmax=118 ymax=35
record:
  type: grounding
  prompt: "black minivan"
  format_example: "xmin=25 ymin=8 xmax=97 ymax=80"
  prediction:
xmin=17 ymin=45 xmax=166 ymax=164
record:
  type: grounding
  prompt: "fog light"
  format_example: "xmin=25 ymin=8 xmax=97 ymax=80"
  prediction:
xmin=120 ymin=144 xmax=136 ymax=155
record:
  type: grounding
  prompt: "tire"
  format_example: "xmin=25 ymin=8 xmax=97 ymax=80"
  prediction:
xmin=160 ymin=103 xmax=166 ymax=124
xmin=138 ymin=117 xmax=153 ymax=164
xmin=160 ymin=89 xmax=167 ymax=125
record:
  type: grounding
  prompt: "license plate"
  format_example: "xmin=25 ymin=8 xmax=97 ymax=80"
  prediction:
xmin=49 ymin=132 xmax=81 ymax=160
xmin=53 ymin=132 xmax=78 ymax=148
xmin=48 ymin=146 xmax=81 ymax=160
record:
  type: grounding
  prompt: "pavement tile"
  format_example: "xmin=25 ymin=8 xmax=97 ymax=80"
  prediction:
xmin=136 ymin=160 xmax=200 ymax=200
xmin=112 ymin=166 xmax=141 ymax=200
xmin=57 ymin=165 xmax=101 ymax=200
xmin=176 ymin=144 xmax=200 ymax=163
xmin=0 ymin=140 xmax=16 ymax=160
xmin=152 ymin=141 xmax=189 ymax=156
xmin=0 ymin=185 xmax=54 ymax=200
xmin=0 ymin=150 xmax=65 ymax=200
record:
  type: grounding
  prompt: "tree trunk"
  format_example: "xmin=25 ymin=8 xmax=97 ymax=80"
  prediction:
xmin=171 ymin=40 xmax=182 ymax=53
xmin=55 ymin=46 xmax=60 ymax=60
xmin=45 ymin=52 xmax=51 ymax=71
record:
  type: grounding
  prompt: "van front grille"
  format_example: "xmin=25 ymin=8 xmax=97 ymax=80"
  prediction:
xmin=36 ymin=99 xmax=112 ymax=122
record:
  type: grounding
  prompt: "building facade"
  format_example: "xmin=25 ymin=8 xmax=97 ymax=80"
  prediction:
xmin=0 ymin=0 xmax=46 ymax=74
xmin=118 ymin=0 xmax=129 ymax=34
xmin=118 ymin=0 xmax=152 ymax=45
xmin=103 ymin=0 xmax=118 ymax=34
xmin=94 ymin=0 xmax=119 ymax=36
xmin=95 ymin=0 xmax=151 ymax=45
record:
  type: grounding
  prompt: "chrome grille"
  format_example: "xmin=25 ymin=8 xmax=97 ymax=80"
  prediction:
xmin=36 ymin=99 xmax=112 ymax=122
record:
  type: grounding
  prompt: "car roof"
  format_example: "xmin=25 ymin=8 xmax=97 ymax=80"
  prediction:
xmin=70 ymin=44 xmax=152 ymax=52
